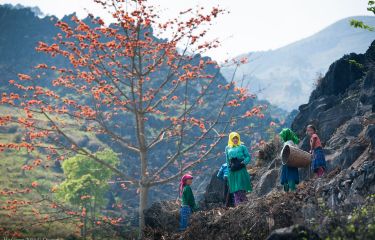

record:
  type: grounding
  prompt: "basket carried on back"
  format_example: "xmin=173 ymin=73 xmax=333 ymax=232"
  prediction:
xmin=281 ymin=144 xmax=312 ymax=168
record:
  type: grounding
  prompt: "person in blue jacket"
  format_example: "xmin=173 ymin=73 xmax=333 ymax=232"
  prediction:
xmin=217 ymin=163 xmax=234 ymax=207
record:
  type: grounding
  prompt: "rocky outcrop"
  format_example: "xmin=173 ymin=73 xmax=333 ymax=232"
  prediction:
xmin=145 ymin=40 xmax=375 ymax=240
xmin=292 ymin=41 xmax=375 ymax=175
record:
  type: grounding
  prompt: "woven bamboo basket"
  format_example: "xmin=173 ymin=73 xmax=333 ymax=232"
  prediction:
xmin=281 ymin=144 xmax=312 ymax=168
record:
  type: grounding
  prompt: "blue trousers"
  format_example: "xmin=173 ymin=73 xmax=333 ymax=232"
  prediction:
xmin=179 ymin=206 xmax=192 ymax=231
xmin=312 ymin=147 xmax=326 ymax=172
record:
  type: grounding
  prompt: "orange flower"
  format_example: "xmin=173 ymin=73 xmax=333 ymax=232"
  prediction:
xmin=81 ymin=207 xmax=86 ymax=217
xmin=35 ymin=64 xmax=48 ymax=69
xmin=80 ymin=195 xmax=91 ymax=200
xmin=240 ymin=57 xmax=248 ymax=64
xmin=51 ymin=186 xmax=58 ymax=193
xmin=31 ymin=181 xmax=38 ymax=188
xmin=18 ymin=74 xmax=31 ymax=81
xmin=33 ymin=159 xmax=42 ymax=166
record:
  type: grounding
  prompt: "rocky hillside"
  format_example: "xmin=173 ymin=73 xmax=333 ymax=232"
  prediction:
xmin=144 ymin=40 xmax=375 ymax=240
xmin=221 ymin=16 xmax=375 ymax=110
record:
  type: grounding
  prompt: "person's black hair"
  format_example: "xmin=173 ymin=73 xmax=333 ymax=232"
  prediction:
xmin=307 ymin=124 xmax=316 ymax=132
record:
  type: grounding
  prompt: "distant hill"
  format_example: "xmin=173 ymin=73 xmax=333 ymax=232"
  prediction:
xmin=221 ymin=16 xmax=375 ymax=110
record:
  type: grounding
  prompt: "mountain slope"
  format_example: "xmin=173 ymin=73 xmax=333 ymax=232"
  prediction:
xmin=145 ymin=38 xmax=375 ymax=240
xmin=221 ymin=16 xmax=375 ymax=110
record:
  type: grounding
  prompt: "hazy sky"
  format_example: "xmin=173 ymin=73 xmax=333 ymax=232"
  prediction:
xmin=1 ymin=0 xmax=371 ymax=61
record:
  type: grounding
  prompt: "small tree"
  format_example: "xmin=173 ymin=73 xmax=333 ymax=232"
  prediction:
xmin=58 ymin=149 xmax=119 ymax=238
xmin=0 ymin=0 xmax=262 ymax=234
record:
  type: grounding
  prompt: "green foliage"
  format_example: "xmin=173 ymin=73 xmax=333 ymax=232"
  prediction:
xmin=61 ymin=149 xmax=119 ymax=183
xmin=58 ymin=149 xmax=119 ymax=206
xmin=350 ymin=1 xmax=375 ymax=31
xmin=348 ymin=59 xmax=364 ymax=69
xmin=368 ymin=1 xmax=375 ymax=14
xmin=350 ymin=19 xmax=374 ymax=31
xmin=57 ymin=149 xmax=119 ymax=238
xmin=314 ymin=195 xmax=375 ymax=240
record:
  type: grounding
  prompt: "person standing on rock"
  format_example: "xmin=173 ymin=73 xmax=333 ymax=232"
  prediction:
xmin=225 ymin=132 xmax=252 ymax=206
xmin=279 ymin=128 xmax=300 ymax=192
xmin=178 ymin=174 xmax=198 ymax=231
xmin=307 ymin=125 xmax=327 ymax=177
xmin=217 ymin=162 xmax=235 ymax=207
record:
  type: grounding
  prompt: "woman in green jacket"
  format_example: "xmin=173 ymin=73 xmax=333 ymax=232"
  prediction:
xmin=225 ymin=132 xmax=252 ymax=206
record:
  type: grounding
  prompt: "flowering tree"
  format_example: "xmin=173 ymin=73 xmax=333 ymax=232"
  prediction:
xmin=0 ymin=0 xmax=263 ymax=235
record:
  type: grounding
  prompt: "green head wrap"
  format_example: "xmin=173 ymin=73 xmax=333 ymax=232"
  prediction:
xmin=279 ymin=128 xmax=299 ymax=145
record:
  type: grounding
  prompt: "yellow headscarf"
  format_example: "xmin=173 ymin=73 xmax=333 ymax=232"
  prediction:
xmin=228 ymin=132 xmax=243 ymax=147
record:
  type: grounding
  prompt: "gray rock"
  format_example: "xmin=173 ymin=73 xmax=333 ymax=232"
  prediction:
xmin=341 ymin=179 xmax=353 ymax=188
xmin=267 ymin=225 xmax=321 ymax=240
xmin=301 ymin=203 xmax=318 ymax=220
xmin=333 ymin=144 xmax=367 ymax=168
xmin=315 ymin=99 xmax=356 ymax=142
xmin=345 ymin=123 xmax=363 ymax=137
xmin=364 ymin=69 xmax=375 ymax=89
xmin=353 ymin=179 xmax=363 ymax=192
xmin=199 ymin=172 xmax=226 ymax=210
xmin=257 ymin=169 xmax=279 ymax=196
xmin=268 ymin=158 xmax=281 ymax=170
xmin=144 ymin=201 xmax=180 ymax=232
xmin=365 ymin=125 xmax=375 ymax=149
xmin=344 ymin=193 xmax=365 ymax=206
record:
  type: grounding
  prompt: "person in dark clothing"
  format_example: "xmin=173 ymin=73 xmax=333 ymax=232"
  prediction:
xmin=217 ymin=163 xmax=235 ymax=207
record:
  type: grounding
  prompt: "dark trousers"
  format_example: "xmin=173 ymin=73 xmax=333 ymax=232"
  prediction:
xmin=224 ymin=177 xmax=234 ymax=207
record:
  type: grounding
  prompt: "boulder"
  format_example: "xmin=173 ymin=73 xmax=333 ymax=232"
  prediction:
xmin=267 ymin=225 xmax=321 ymax=240
xmin=268 ymin=158 xmax=281 ymax=170
xmin=351 ymin=173 xmax=365 ymax=190
xmin=257 ymin=169 xmax=279 ymax=196
xmin=345 ymin=123 xmax=363 ymax=137
xmin=333 ymin=144 xmax=367 ymax=169
xmin=144 ymin=201 xmax=180 ymax=232
xmin=199 ymin=172 xmax=226 ymax=210
xmin=315 ymin=99 xmax=356 ymax=142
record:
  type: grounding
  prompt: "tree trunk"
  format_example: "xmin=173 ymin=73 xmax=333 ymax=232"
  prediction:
xmin=139 ymin=184 xmax=149 ymax=238
xmin=92 ymin=199 xmax=96 ymax=240
xmin=135 ymin=109 xmax=149 ymax=238
xmin=83 ymin=205 xmax=87 ymax=239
